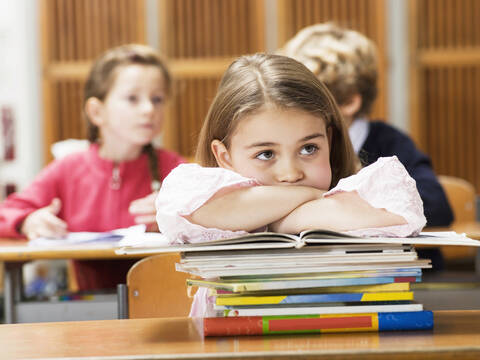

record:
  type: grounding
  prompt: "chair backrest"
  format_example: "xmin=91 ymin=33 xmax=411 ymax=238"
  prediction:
xmin=126 ymin=253 xmax=193 ymax=318
xmin=438 ymin=175 xmax=477 ymax=224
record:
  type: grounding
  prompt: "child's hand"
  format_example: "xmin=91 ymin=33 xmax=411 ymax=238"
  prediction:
xmin=20 ymin=198 xmax=68 ymax=239
xmin=129 ymin=192 xmax=159 ymax=232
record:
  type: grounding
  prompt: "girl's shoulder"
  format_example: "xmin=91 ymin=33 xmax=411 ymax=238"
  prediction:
xmin=337 ymin=156 xmax=410 ymax=188
xmin=357 ymin=155 xmax=408 ymax=177
xmin=326 ymin=156 xmax=418 ymax=198
xmin=27 ymin=146 xmax=93 ymax=185
xmin=44 ymin=145 xmax=92 ymax=171
xmin=158 ymin=164 xmax=259 ymax=213
xmin=327 ymin=156 xmax=426 ymax=237
xmin=156 ymin=164 xmax=257 ymax=245
xmin=51 ymin=139 xmax=90 ymax=160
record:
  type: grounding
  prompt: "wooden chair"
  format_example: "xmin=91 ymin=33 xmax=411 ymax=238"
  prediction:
xmin=438 ymin=175 xmax=477 ymax=224
xmin=436 ymin=175 xmax=478 ymax=262
xmin=122 ymin=253 xmax=193 ymax=319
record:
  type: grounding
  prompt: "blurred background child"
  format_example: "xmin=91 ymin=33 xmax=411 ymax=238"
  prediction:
xmin=0 ymin=44 xmax=184 ymax=291
xmin=280 ymin=23 xmax=453 ymax=228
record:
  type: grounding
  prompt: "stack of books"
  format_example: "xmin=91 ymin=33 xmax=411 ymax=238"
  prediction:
xmin=116 ymin=230 xmax=480 ymax=336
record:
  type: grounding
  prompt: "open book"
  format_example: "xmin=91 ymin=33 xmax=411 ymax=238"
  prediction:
xmin=115 ymin=229 xmax=480 ymax=255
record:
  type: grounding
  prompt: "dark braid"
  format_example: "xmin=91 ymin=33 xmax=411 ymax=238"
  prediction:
xmin=144 ymin=143 xmax=161 ymax=191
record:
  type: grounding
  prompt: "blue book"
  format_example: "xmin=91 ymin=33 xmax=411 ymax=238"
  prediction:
xmin=215 ymin=291 xmax=414 ymax=306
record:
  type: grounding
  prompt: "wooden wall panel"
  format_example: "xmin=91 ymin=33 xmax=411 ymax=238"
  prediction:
xmin=162 ymin=0 xmax=263 ymax=58
xmin=40 ymin=0 xmax=146 ymax=163
xmin=51 ymin=80 xmax=86 ymax=141
xmin=421 ymin=67 xmax=480 ymax=182
xmin=418 ymin=0 xmax=480 ymax=50
xmin=159 ymin=0 xmax=265 ymax=158
xmin=164 ymin=77 xmax=219 ymax=156
xmin=276 ymin=0 xmax=387 ymax=120
xmin=410 ymin=0 xmax=480 ymax=193
xmin=40 ymin=0 xmax=395 ymax=164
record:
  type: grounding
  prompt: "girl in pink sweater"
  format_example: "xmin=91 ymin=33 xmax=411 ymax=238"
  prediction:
xmin=155 ymin=54 xmax=426 ymax=316
xmin=0 ymin=44 xmax=184 ymax=290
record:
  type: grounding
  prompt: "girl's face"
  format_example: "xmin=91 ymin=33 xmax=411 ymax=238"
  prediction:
xmin=94 ymin=64 xmax=166 ymax=154
xmin=214 ymin=106 xmax=332 ymax=190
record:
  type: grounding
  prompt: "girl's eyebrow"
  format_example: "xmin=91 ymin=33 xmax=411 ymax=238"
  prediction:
xmin=246 ymin=133 xmax=326 ymax=149
xmin=246 ymin=141 xmax=276 ymax=148
xmin=301 ymin=133 xmax=326 ymax=142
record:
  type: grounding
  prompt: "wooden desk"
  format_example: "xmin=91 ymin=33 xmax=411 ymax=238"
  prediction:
xmin=423 ymin=221 xmax=480 ymax=273
xmin=425 ymin=221 xmax=480 ymax=240
xmin=1 ymin=311 xmax=479 ymax=360
xmin=0 ymin=239 xmax=132 ymax=261
xmin=0 ymin=239 xmax=145 ymax=323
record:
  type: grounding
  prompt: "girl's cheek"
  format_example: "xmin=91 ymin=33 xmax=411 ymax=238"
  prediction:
xmin=313 ymin=168 xmax=332 ymax=190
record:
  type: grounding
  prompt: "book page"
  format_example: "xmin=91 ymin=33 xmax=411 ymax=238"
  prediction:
xmin=302 ymin=231 xmax=480 ymax=246
xmin=115 ymin=232 xmax=302 ymax=255
xmin=300 ymin=229 xmax=358 ymax=240
xmin=186 ymin=232 xmax=300 ymax=246
xmin=28 ymin=224 xmax=148 ymax=247
xmin=29 ymin=232 xmax=123 ymax=247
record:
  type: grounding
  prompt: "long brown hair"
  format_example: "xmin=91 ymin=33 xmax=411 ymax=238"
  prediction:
xmin=196 ymin=53 xmax=357 ymax=188
xmin=84 ymin=44 xmax=170 ymax=186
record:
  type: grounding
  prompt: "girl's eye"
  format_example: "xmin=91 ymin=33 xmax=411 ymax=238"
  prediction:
xmin=256 ymin=151 xmax=274 ymax=161
xmin=300 ymin=144 xmax=318 ymax=155
xmin=151 ymin=96 xmax=164 ymax=105
xmin=127 ymin=95 xmax=138 ymax=103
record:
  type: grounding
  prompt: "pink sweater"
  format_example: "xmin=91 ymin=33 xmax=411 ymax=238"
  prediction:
xmin=155 ymin=156 xmax=427 ymax=317
xmin=156 ymin=156 xmax=426 ymax=244
xmin=0 ymin=144 xmax=184 ymax=290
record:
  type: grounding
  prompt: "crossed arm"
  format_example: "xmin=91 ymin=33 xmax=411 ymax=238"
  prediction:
xmin=187 ymin=186 xmax=407 ymax=234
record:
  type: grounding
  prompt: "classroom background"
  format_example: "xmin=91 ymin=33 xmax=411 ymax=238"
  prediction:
xmin=0 ymin=0 xmax=479 ymax=204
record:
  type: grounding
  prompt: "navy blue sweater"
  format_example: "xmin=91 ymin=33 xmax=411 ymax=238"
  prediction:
xmin=359 ymin=121 xmax=453 ymax=227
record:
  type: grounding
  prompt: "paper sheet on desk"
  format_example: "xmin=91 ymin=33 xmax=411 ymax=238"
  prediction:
xmin=28 ymin=224 xmax=150 ymax=247
xmin=117 ymin=231 xmax=169 ymax=247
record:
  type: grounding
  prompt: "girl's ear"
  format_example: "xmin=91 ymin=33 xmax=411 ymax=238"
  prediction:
xmin=85 ymin=97 xmax=104 ymax=126
xmin=211 ymin=139 xmax=234 ymax=170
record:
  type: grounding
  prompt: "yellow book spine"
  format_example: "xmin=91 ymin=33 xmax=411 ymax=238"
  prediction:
xmin=361 ymin=291 xmax=414 ymax=301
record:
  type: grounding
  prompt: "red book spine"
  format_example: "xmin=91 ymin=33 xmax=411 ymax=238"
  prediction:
xmin=203 ymin=314 xmax=378 ymax=336
xmin=204 ymin=316 xmax=263 ymax=336
xmin=394 ymin=276 xmax=417 ymax=283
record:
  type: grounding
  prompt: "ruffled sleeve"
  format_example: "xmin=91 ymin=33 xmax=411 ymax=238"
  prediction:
xmin=324 ymin=156 xmax=427 ymax=237
xmin=155 ymin=163 xmax=260 ymax=244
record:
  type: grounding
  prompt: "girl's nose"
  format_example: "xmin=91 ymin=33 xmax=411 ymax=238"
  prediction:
xmin=276 ymin=159 xmax=304 ymax=184
xmin=141 ymin=99 xmax=154 ymax=114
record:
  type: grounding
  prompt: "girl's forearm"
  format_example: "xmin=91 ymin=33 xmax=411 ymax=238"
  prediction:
xmin=187 ymin=185 xmax=324 ymax=231
xmin=270 ymin=191 xmax=407 ymax=234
